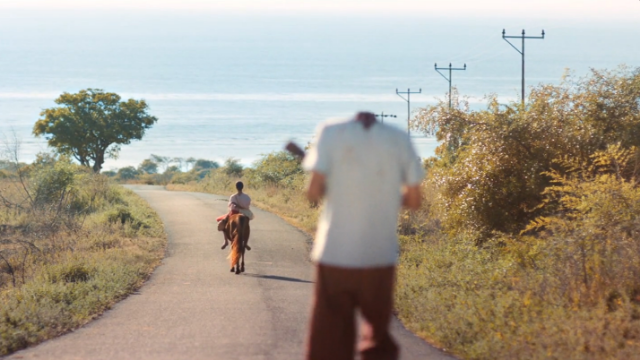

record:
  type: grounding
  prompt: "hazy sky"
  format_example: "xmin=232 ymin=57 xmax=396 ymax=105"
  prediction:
xmin=1 ymin=0 xmax=638 ymax=19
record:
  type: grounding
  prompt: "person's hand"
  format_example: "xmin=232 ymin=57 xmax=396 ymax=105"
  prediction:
xmin=402 ymin=185 xmax=422 ymax=211
xmin=307 ymin=171 xmax=326 ymax=203
xmin=231 ymin=201 xmax=246 ymax=210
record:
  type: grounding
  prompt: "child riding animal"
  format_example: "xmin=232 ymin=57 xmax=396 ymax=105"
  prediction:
xmin=217 ymin=181 xmax=253 ymax=273
xmin=217 ymin=181 xmax=254 ymax=250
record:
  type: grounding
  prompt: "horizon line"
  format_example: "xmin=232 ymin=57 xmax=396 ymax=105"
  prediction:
xmin=0 ymin=1 xmax=638 ymax=21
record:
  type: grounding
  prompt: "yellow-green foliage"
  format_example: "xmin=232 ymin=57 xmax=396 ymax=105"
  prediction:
xmin=519 ymin=144 xmax=640 ymax=306
xmin=0 ymin=157 xmax=165 ymax=356
xmin=244 ymin=151 xmax=305 ymax=189
xmin=399 ymin=67 xmax=640 ymax=359
xmin=414 ymin=67 xmax=640 ymax=238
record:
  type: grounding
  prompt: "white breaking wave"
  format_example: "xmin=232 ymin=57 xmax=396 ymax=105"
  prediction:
xmin=0 ymin=92 xmax=413 ymax=102
xmin=0 ymin=92 xmax=503 ymax=104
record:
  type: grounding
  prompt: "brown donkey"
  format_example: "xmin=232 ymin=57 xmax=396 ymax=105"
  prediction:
xmin=223 ymin=213 xmax=250 ymax=274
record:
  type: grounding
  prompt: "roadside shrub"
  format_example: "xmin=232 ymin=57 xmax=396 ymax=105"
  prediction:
xmin=247 ymin=151 xmax=304 ymax=188
xmin=413 ymin=67 xmax=640 ymax=239
xmin=43 ymin=261 xmax=93 ymax=284
xmin=169 ymin=171 xmax=199 ymax=185
xmin=116 ymin=166 xmax=139 ymax=181
xmin=222 ymin=158 xmax=243 ymax=177
xmin=137 ymin=159 xmax=158 ymax=174
xmin=194 ymin=159 xmax=219 ymax=170
xmin=106 ymin=205 xmax=133 ymax=225
xmin=519 ymin=144 xmax=640 ymax=305
xmin=30 ymin=157 xmax=76 ymax=207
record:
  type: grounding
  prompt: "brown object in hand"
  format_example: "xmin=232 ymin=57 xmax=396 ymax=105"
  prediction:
xmin=285 ymin=142 xmax=306 ymax=159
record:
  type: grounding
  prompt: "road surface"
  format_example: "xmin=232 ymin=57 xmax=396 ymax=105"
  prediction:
xmin=6 ymin=186 xmax=456 ymax=360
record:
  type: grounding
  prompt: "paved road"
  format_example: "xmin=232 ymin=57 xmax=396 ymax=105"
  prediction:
xmin=6 ymin=186 xmax=456 ymax=360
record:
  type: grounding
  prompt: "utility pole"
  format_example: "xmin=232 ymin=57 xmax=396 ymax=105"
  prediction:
xmin=395 ymin=88 xmax=421 ymax=136
xmin=434 ymin=62 xmax=467 ymax=109
xmin=375 ymin=112 xmax=397 ymax=124
xmin=502 ymin=29 xmax=545 ymax=105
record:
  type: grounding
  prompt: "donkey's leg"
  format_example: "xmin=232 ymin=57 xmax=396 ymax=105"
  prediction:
xmin=240 ymin=248 xmax=245 ymax=273
xmin=245 ymin=225 xmax=251 ymax=251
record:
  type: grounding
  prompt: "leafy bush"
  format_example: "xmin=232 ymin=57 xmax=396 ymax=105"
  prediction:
xmin=30 ymin=157 xmax=77 ymax=207
xmin=222 ymin=158 xmax=243 ymax=177
xmin=137 ymin=159 xmax=158 ymax=174
xmin=518 ymin=144 xmax=640 ymax=304
xmin=246 ymin=151 xmax=304 ymax=188
xmin=194 ymin=159 xmax=219 ymax=170
xmin=413 ymin=67 xmax=640 ymax=239
xmin=116 ymin=166 xmax=139 ymax=181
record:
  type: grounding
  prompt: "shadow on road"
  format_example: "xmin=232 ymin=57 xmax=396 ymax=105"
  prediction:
xmin=243 ymin=273 xmax=313 ymax=284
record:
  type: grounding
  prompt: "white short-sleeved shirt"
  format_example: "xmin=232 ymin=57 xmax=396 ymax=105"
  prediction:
xmin=303 ymin=118 xmax=425 ymax=268
xmin=229 ymin=193 xmax=251 ymax=211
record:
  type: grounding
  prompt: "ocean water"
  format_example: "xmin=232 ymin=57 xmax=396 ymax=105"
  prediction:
xmin=0 ymin=10 xmax=638 ymax=169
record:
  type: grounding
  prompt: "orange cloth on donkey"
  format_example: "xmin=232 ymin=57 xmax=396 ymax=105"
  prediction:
xmin=216 ymin=210 xmax=239 ymax=222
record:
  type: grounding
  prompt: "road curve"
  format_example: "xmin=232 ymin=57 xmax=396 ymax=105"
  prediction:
xmin=6 ymin=185 xmax=456 ymax=360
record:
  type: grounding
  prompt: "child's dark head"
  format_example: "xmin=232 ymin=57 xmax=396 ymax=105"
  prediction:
xmin=236 ymin=181 xmax=244 ymax=191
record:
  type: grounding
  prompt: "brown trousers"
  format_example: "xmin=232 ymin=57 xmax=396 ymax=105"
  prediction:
xmin=306 ymin=264 xmax=398 ymax=360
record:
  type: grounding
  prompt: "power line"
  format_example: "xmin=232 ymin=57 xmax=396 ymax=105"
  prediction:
xmin=502 ymin=29 xmax=545 ymax=105
xmin=375 ymin=112 xmax=397 ymax=124
xmin=434 ymin=63 xmax=467 ymax=109
xmin=395 ymin=88 xmax=421 ymax=136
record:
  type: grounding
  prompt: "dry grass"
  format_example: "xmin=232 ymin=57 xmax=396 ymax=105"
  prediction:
xmin=395 ymin=231 xmax=640 ymax=360
xmin=0 ymin=166 xmax=166 ymax=356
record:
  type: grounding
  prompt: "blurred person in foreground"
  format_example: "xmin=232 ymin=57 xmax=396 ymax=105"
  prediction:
xmin=302 ymin=112 xmax=424 ymax=360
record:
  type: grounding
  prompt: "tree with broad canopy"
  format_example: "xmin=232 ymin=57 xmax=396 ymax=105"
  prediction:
xmin=33 ymin=89 xmax=158 ymax=173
